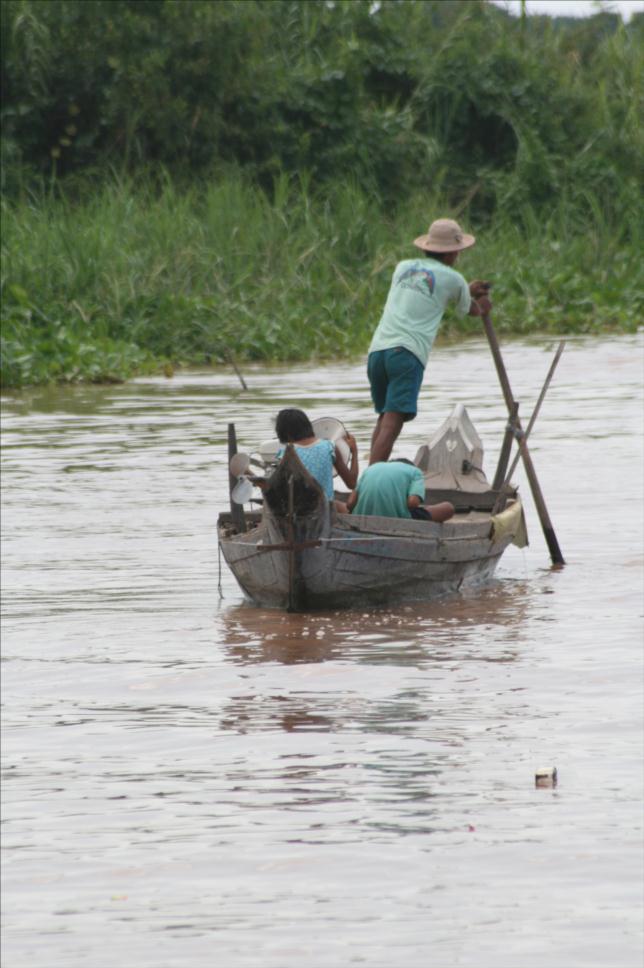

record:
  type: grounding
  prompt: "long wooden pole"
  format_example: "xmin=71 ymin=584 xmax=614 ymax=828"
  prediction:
xmin=227 ymin=353 xmax=248 ymax=391
xmin=491 ymin=340 xmax=565 ymax=515
xmin=227 ymin=423 xmax=246 ymax=534
xmin=492 ymin=400 xmax=519 ymax=491
xmin=499 ymin=340 xmax=565 ymax=495
xmin=482 ymin=314 xmax=565 ymax=565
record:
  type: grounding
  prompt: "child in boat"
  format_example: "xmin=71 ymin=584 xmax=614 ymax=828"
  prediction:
xmin=275 ymin=408 xmax=358 ymax=506
xmin=346 ymin=458 xmax=454 ymax=522
xmin=367 ymin=218 xmax=492 ymax=464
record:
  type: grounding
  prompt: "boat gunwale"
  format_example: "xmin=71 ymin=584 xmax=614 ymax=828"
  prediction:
xmin=217 ymin=501 xmax=523 ymax=543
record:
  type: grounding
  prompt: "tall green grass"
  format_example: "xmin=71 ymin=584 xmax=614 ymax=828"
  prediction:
xmin=2 ymin=172 xmax=642 ymax=387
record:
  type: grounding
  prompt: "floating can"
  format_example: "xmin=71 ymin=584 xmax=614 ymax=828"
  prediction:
xmin=535 ymin=766 xmax=558 ymax=787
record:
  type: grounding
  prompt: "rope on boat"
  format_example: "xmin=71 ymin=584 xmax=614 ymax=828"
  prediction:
xmin=221 ymin=534 xmax=459 ymax=547
xmin=217 ymin=539 xmax=224 ymax=598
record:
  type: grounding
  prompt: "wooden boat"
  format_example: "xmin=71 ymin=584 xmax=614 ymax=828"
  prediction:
xmin=218 ymin=405 xmax=528 ymax=611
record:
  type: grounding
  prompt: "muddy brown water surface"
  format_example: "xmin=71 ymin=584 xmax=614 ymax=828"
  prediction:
xmin=1 ymin=335 xmax=643 ymax=968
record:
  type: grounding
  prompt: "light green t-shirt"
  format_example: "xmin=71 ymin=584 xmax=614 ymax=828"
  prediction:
xmin=368 ymin=257 xmax=471 ymax=367
xmin=352 ymin=462 xmax=426 ymax=519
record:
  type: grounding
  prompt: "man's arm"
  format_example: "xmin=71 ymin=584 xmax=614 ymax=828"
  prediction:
xmin=469 ymin=279 xmax=491 ymax=299
xmin=467 ymin=280 xmax=492 ymax=317
xmin=407 ymin=467 xmax=426 ymax=509
xmin=334 ymin=433 xmax=359 ymax=489
xmin=346 ymin=488 xmax=359 ymax=512
xmin=467 ymin=294 xmax=492 ymax=317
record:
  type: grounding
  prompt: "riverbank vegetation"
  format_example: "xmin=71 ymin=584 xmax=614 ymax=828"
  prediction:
xmin=1 ymin=0 xmax=642 ymax=387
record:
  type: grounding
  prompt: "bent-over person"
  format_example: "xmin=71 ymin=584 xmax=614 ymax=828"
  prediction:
xmin=346 ymin=459 xmax=454 ymax=523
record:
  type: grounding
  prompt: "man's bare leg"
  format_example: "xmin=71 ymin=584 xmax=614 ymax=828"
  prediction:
xmin=369 ymin=412 xmax=405 ymax=464
xmin=370 ymin=414 xmax=384 ymax=457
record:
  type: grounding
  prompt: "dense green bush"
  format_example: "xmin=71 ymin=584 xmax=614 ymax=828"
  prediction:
xmin=1 ymin=1 xmax=642 ymax=386
xmin=2 ymin=172 xmax=641 ymax=387
xmin=2 ymin=0 xmax=642 ymax=216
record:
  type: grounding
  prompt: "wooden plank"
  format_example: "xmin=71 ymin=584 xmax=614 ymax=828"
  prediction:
xmin=218 ymin=510 xmax=262 ymax=528
xmin=257 ymin=539 xmax=322 ymax=553
xmin=227 ymin=423 xmax=246 ymax=534
xmin=424 ymin=487 xmax=511 ymax=511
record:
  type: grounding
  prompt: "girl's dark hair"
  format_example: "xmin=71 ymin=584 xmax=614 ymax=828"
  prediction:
xmin=275 ymin=408 xmax=315 ymax=443
xmin=422 ymin=250 xmax=450 ymax=262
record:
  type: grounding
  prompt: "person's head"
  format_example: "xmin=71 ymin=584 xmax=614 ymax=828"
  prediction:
xmin=275 ymin=408 xmax=315 ymax=444
xmin=392 ymin=458 xmax=416 ymax=466
xmin=413 ymin=218 xmax=475 ymax=265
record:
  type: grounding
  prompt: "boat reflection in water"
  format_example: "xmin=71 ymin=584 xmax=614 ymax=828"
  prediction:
xmin=217 ymin=578 xmax=532 ymax=668
xmin=213 ymin=580 xmax=536 ymax=839
xmin=215 ymin=580 xmax=533 ymax=745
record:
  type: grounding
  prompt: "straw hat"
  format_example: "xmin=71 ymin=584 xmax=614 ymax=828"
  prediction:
xmin=413 ymin=218 xmax=475 ymax=253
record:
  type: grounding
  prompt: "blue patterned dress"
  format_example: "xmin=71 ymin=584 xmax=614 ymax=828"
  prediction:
xmin=277 ymin=439 xmax=335 ymax=499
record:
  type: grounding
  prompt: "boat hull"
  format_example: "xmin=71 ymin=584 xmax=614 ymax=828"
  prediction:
xmin=218 ymin=504 xmax=523 ymax=610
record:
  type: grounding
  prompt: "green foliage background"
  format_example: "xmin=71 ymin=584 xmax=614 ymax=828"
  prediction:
xmin=1 ymin=0 xmax=643 ymax=386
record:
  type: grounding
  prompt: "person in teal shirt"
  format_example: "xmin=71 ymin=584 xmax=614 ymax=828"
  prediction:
xmin=368 ymin=218 xmax=492 ymax=464
xmin=346 ymin=460 xmax=454 ymax=523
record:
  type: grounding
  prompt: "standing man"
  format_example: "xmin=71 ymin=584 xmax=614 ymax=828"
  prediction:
xmin=367 ymin=218 xmax=491 ymax=464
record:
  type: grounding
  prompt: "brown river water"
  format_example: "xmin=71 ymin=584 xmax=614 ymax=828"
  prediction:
xmin=1 ymin=335 xmax=642 ymax=968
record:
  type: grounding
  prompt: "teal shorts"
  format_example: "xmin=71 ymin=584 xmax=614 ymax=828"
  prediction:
xmin=367 ymin=347 xmax=425 ymax=421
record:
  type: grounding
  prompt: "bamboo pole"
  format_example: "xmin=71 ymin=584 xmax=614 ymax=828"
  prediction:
xmin=482 ymin=314 xmax=565 ymax=565
xmin=225 ymin=351 xmax=248 ymax=390
xmin=493 ymin=340 xmax=566 ymax=514
xmin=492 ymin=401 xmax=519 ymax=491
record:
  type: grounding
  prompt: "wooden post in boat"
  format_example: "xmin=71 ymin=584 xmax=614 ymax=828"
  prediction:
xmin=492 ymin=401 xmax=519 ymax=491
xmin=482 ymin=313 xmax=565 ymax=565
xmin=227 ymin=423 xmax=246 ymax=534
